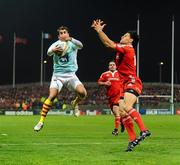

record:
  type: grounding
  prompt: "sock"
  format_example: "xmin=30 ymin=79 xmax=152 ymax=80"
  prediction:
xmin=39 ymin=99 xmax=52 ymax=123
xmin=122 ymin=116 xmax=136 ymax=142
xmin=128 ymin=108 xmax=146 ymax=132
xmin=114 ymin=116 xmax=121 ymax=129
xmin=72 ymin=97 xmax=79 ymax=107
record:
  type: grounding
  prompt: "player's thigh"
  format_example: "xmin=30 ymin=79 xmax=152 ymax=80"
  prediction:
xmin=68 ymin=75 xmax=87 ymax=96
xmin=124 ymin=92 xmax=137 ymax=108
xmin=49 ymin=76 xmax=63 ymax=99
xmin=118 ymin=99 xmax=126 ymax=111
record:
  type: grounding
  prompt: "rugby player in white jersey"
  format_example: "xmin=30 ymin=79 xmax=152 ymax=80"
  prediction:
xmin=34 ymin=26 xmax=87 ymax=132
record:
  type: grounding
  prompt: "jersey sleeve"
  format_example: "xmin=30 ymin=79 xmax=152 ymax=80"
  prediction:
xmin=47 ymin=41 xmax=58 ymax=56
xmin=71 ymin=38 xmax=83 ymax=50
xmin=116 ymin=43 xmax=125 ymax=54
xmin=69 ymin=38 xmax=83 ymax=51
xmin=98 ymin=73 xmax=106 ymax=83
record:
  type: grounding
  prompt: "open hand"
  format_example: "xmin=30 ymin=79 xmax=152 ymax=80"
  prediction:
xmin=91 ymin=19 xmax=106 ymax=32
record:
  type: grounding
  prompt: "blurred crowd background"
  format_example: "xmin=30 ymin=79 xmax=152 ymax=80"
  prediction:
xmin=1 ymin=82 xmax=180 ymax=111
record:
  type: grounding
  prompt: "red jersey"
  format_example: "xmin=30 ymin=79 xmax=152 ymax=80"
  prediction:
xmin=115 ymin=44 xmax=142 ymax=95
xmin=115 ymin=44 xmax=136 ymax=78
xmin=98 ymin=70 xmax=121 ymax=99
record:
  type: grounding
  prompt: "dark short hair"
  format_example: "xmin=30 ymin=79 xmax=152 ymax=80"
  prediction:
xmin=128 ymin=30 xmax=139 ymax=47
xmin=108 ymin=59 xmax=116 ymax=64
xmin=57 ymin=26 xmax=70 ymax=33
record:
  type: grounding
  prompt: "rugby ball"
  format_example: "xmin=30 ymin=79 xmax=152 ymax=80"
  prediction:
xmin=56 ymin=41 xmax=68 ymax=56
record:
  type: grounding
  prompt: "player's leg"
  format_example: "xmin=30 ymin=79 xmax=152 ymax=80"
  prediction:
xmin=40 ymin=88 xmax=58 ymax=122
xmin=111 ymin=105 xmax=121 ymax=136
xmin=121 ymin=115 xmax=139 ymax=151
xmin=121 ymin=77 xmax=151 ymax=140
xmin=123 ymin=91 xmax=151 ymax=139
xmin=72 ymin=84 xmax=87 ymax=117
xmin=34 ymin=88 xmax=58 ymax=132
xmin=111 ymin=104 xmax=126 ymax=135
xmin=118 ymin=99 xmax=139 ymax=151
xmin=34 ymin=76 xmax=63 ymax=131
xmin=68 ymin=75 xmax=87 ymax=117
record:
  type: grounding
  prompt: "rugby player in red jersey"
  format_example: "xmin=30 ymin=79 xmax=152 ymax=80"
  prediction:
xmin=92 ymin=19 xmax=151 ymax=151
xmin=98 ymin=60 xmax=125 ymax=135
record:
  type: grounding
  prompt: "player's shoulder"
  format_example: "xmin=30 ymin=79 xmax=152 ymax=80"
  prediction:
xmin=100 ymin=71 xmax=110 ymax=77
xmin=67 ymin=40 xmax=74 ymax=46
xmin=114 ymin=70 xmax=119 ymax=74
xmin=103 ymin=71 xmax=111 ymax=75
xmin=117 ymin=44 xmax=133 ymax=49
xmin=103 ymin=71 xmax=114 ymax=77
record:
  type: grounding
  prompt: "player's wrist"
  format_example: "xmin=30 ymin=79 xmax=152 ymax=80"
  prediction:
xmin=97 ymin=29 xmax=102 ymax=33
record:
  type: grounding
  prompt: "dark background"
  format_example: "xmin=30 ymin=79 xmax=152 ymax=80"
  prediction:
xmin=0 ymin=1 xmax=180 ymax=85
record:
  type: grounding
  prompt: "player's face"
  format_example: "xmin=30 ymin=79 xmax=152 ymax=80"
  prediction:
xmin=58 ymin=30 xmax=70 ymax=41
xmin=120 ymin=33 xmax=133 ymax=45
xmin=109 ymin=62 xmax=116 ymax=71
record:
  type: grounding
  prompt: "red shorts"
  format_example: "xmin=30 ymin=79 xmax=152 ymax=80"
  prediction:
xmin=108 ymin=89 xmax=123 ymax=109
xmin=108 ymin=95 xmax=120 ymax=109
xmin=121 ymin=76 xmax=142 ymax=96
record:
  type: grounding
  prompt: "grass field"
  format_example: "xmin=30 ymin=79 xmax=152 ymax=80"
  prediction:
xmin=0 ymin=115 xmax=180 ymax=165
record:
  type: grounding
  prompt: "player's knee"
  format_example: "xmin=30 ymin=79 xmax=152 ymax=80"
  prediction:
xmin=48 ymin=88 xmax=58 ymax=101
xmin=48 ymin=93 xmax=58 ymax=102
xmin=112 ymin=106 xmax=120 ymax=116
xmin=77 ymin=89 xmax=87 ymax=100
xmin=79 ymin=91 xmax=87 ymax=99
xmin=76 ymin=84 xmax=87 ymax=98
xmin=48 ymin=95 xmax=56 ymax=102
xmin=118 ymin=100 xmax=133 ymax=112
xmin=113 ymin=111 xmax=119 ymax=117
xmin=119 ymin=109 xmax=128 ymax=117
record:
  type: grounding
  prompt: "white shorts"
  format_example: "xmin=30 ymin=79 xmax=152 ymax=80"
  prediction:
xmin=50 ymin=73 xmax=82 ymax=92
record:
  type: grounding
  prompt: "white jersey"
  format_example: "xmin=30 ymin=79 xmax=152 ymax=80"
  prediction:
xmin=47 ymin=38 xmax=83 ymax=75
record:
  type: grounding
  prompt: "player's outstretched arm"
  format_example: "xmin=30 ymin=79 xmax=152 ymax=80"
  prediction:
xmin=91 ymin=19 xmax=116 ymax=50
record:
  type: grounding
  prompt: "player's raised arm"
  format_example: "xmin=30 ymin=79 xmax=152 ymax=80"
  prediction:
xmin=91 ymin=19 xmax=116 ymax=50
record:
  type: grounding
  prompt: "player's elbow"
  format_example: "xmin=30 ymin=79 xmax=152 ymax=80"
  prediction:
xmin=97 ymin=81 xmax=103 ymax=86
xmin=78 ymin=43 xmax=83 ymax=49
xmin=47 ymin=51 xmax=54 ymax=56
